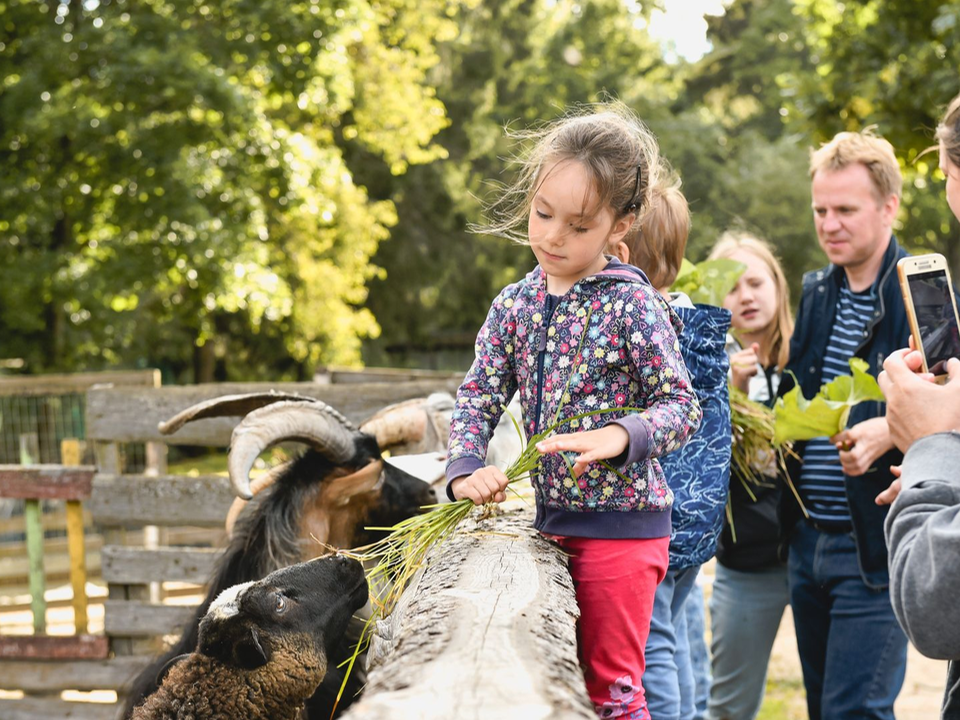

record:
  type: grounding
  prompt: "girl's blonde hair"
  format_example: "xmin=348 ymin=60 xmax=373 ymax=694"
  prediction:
xmin=708 ymin=231 xmax=794 ymax=370
xmin=619 ymin=171 xmax=689 ymax=289
xmin=475 ymin=102 xmax=661 ymax=243
xmin=936 ymin=92 xmax=960 ymax=170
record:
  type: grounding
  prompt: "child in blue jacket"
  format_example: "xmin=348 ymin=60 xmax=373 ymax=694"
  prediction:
xmin=609 ymin=176 xmax=732 ymax=720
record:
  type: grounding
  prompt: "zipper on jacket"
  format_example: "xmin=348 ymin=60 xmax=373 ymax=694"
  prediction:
xmin=534 ymin=293 xmax=561 ymax=435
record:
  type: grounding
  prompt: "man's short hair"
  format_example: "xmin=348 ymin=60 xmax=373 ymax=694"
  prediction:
xmin=809 ymin=129 xmax=903 ymax=203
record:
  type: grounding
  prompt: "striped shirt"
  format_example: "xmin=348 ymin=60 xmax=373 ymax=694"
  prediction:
xmin=798 ymin=283 xmax=876 ymax=526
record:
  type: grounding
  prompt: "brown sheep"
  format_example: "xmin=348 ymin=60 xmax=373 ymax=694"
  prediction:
xmin=132 ymin=554 xmax=368 ymax=720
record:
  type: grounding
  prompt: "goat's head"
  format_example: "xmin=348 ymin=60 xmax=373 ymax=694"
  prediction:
xmin=197 ymin=555 xmax=367 ymax=688
xmin=158 ymin=392 xmax=442 ymax=546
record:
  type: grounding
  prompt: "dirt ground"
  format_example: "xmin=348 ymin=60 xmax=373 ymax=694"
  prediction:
xmin=698 ymin=559 xmax=948 ymax=720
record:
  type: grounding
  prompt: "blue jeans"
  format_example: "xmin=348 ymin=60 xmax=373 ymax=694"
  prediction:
xmin=788 ymin=522 xmax=907 ymax=720
xmin=643 ymin=566 xmax=700 ymax=720
xmin=684 ymin=581 xmax=710 ymax=720
xmin=706 ymin=562 xmax=789 ymax=720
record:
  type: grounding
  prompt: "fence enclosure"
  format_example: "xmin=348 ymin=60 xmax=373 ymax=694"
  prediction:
xmin=0 ymin=373 xmax=465 ymax=719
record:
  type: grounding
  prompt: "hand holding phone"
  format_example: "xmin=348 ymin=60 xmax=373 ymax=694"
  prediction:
xmin=897 ymin=253 xmax=960 ymax=380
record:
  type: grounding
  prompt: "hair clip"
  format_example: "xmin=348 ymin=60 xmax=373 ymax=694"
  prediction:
xmin=623 ymin=163 xmax=643 ymax=214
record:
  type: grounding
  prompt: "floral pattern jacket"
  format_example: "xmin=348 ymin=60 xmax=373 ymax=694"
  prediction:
xmin=446 ymin=260 xmax=702 ymax=539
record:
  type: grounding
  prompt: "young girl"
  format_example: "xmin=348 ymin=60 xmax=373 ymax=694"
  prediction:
xmin=445 ymin=104 xmax=702 ymax=719
xmin=705 ymin=231 xmax=794 ymax=720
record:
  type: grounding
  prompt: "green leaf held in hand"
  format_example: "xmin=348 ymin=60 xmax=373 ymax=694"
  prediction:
xmin=773 ymin=358 xmax=885 ymax=445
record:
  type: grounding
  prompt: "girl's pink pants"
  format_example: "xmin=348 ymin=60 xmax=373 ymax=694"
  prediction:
xmin=552 ymin=535 xmax=669 ymax=720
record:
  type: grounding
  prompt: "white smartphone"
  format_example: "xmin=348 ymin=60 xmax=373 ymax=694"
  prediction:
xmin=897 ymin=253 xmax=960 ymax=380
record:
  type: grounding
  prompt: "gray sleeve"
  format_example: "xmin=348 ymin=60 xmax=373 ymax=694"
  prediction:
xmin=884 ymin=431 xmax=960 ymax=660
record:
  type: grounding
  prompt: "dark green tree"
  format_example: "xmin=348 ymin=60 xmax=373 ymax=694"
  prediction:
xmin=0 ymin=0 xmax=456 ymax=379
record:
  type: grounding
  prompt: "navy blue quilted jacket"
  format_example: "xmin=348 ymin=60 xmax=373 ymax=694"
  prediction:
xmin=661 ymin=301 xmax=733 ymax=570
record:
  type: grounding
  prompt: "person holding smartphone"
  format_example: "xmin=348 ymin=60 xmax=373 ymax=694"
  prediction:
xmin=778 ymin=129 xmax=911 ymax=720
xmin=881 ymin=91 xmax=960 ymax=720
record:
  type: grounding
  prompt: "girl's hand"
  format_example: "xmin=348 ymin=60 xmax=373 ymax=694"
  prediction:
xmin=450 ymin=466 xmax=510 ymax=506
xmin=535 ymin=424 xmax=629 ymax=478
xmin=729 ymin=343 xmax=760 ymax=393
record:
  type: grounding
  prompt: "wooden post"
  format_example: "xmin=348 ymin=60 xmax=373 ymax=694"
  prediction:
xmin=144 ymin=441 xmax=168 ymax=604
xmin=61 ymin=438 xmax=88 ymax=634
xmin=19 ymin=432 xmax=39 ymax=465
xmin=24 ymin=499 xmax=46 ymax=634
xmin=20 ymin=432 xmax=46 ymax=634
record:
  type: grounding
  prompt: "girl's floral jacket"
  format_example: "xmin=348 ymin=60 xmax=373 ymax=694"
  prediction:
xmin=446 ymin=260 xmax=702 ymax=540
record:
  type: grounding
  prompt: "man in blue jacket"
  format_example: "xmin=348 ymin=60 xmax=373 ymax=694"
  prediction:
xmin=778 ymin=129 xmax=910 ymax=720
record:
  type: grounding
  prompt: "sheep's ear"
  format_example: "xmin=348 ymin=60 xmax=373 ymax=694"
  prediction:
xmin=200 ymin=621 xmax=270 ymax=670
xmin=232 ymin=627 xmax=269 ymax=670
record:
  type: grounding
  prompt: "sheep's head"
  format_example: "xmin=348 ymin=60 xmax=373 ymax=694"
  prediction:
xmin=197 ymin=555 xmax=368 ymax=696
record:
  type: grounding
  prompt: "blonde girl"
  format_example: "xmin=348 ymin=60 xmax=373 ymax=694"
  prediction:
xmin=704 ymin=231 xmax=794 ymax=720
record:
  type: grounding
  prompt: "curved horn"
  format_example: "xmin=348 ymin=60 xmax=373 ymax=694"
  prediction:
xmin=359 ymin=399 xmax=429 ymax=449
xmin=223 ymin=460 xmax=294 ymax=538
xmin=228 ymin=401 xmax=357 ymax=499
xmin=158 ymin=392 xmax=322 ymax=436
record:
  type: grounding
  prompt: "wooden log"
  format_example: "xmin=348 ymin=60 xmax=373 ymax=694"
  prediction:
xmin=0 ymin=368 xmax=160 ymax=397
xmin=88 ymin=474 xmax=234 ymax=527
xmin=0 ymin=654 xmax=150 ymax=692
xmin=0 ymin=697 xmax=119 ymax=720
xmin=0 ymin=635 xmax=109 ymax=660
xmin=102 ymin=600 xmax=196 ymax=638
xmin=85 ymin=380 xmax=462 ymax=446
xmin=342 ymin=508 xmax=594 ymax=720
xmin=0 ymin=465 xmax=96 ymax=501
xmin=100 ymin=546 xmax=221 ymax=585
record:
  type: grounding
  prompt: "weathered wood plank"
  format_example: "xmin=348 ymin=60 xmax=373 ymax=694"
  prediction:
xmin=0 ymin=697 xmax=120 ymax=720
xmin=88 ymin=474 xmax=234 ymax=527
xmin=0 ymin=369 xmax=160 ymax=397
xmin=0 ymin=655 xmax=150 ymax=692
xmin=86 ymin=380 xmax=461 ymax=445
xmin=322 ymin=367 xmax=465 ymax=384
xmin=103 ymin=600 xmax=197 ymax=638
xmin=0 ymin=465 xmax=96 ymax=500
xmin=24 ymin=498 xmax=47 ymax=633
xmin=0 ymin=635 xmax=109 ymax=660
xmin=100 ymin=546 xmax=222 ymax=585
xmin=342 ymin=508 xmax=594 ymax=720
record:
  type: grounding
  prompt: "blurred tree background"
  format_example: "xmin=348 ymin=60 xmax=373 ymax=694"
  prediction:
xmin=2 ymin=0 xmax=959 ymax=380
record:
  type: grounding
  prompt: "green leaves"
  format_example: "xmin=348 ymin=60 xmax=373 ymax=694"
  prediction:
xmin=670 ymin=258 xmax=746 ymax=307
xmin=773 ymin=358 xmax=885 ymax=445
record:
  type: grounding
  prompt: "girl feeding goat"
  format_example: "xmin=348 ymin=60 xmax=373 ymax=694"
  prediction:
xmin=444 ymin=103 xmax=702 ymax=720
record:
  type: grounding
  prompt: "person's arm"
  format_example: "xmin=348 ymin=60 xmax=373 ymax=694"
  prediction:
xmin=613 ymin=287 xmax=702 ymax=465
xmin=445 ymin=291 xmax=518 ymax=501
xmin=885 ymin=431 xmax=960 ymax=660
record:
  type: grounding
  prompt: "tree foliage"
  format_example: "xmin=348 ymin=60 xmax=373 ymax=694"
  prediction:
xmin=3 ymin=0 xmax=959 ymax=377
xmin=0 ymin=0 xmax=456 ymax=379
